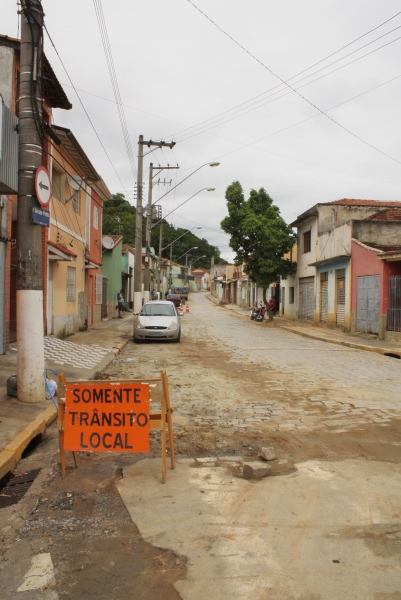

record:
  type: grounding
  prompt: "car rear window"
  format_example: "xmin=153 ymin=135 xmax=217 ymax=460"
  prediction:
xmin=141 ymin=304 xmax=176 ymax=316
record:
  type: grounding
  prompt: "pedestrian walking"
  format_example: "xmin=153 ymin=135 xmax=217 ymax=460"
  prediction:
xmin=117 ymin=289 xmax=126 ymax=318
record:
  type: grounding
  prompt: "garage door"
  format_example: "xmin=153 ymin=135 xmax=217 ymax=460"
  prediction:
xmin=357 ymin=275 xmax=380 ymax=333
xmin=299 ymin=277 xmax=314 ymax=320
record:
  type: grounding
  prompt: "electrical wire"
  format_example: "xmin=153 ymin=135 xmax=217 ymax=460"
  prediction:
xmin=92 ymin=0 xmax=137 ymax=180
xmin=174 ymin=32 xmax=401 ymax=143
xmin=186 ymin=0 xmax=401 ymax=165
xmin=167 ymin=12 xmax=401 ymax=136
xmin=43 ymin=23 xmax=129 ymax=193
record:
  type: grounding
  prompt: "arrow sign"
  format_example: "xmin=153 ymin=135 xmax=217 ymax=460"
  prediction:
xmin=35 ymin=166 xmax=52 ymax=208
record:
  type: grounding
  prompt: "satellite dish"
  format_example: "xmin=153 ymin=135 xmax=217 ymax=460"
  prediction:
xmin=68 ymin=176 xmax=82 ymax=191
xmin=102 ymin=236 xmax=115 ymax=250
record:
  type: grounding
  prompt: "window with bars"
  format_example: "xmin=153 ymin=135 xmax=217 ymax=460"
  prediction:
xmin=72 ymin=191 xmax=79 ymax=214
xmin=95 ymin=274 xmax=103 ymax=305
xmin=66 ymin=267 xmax=76 ymax=302
xmin=93 ymin=205 xmax=99 ymax=230
xmin=303 ymin=230 xmax=311 ymax=253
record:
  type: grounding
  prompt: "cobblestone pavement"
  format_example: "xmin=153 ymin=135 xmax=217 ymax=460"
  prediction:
xmin=102 ymin=292 xmax=401 ymax=460
xmin=186 ymin=293 xmax=401 ymax=434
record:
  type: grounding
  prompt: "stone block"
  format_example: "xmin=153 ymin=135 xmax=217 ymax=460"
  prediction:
xmin=243 ymin=462 xmax=272 ymax=479
xmin=258 ymin=447 xmax=276 ymax=461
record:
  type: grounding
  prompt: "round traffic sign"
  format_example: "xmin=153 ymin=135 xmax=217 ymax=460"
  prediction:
xmin=35 ymin=166 xmax=52 ymax=208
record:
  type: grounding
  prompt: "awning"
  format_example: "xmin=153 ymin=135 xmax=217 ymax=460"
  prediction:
xmin=122 ymin=271 xmax=133 ymax=277
xmin=48 ymin=240 xmax=77 ymax=262
xmin=308 ymin=255 xmax=349 ymax=267
xmin=378 ymin=252 xmax=401 ymax=261
xmin=85 ymin=260 xmax=101 ymax=270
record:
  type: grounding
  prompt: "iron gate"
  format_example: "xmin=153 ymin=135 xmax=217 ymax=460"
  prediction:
xmin=387 ymin=275 xmax=401 ymax=332
xmin=336 ymin=269 xmax=346 ymax=324
xmin=299 ymin=277 xmax=314 ymax=320
xmin=320 ymin=273 xmax=328 ymax=322
xmin=357 ymin=275 xmax=380 ymax=333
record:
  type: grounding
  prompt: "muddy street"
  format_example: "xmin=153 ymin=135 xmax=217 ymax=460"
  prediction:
xmin=1 ymin=292 xmax=400 ymax=599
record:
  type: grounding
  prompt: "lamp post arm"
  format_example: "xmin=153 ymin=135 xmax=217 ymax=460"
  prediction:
xmin=161 ymin=228 xmax=196 ymax=252
xmin=151 ymin=189 xmax=207 ymax=229
xmin=151 ymin=164 xmax=206 ymax=208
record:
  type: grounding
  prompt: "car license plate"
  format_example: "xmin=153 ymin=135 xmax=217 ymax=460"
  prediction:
xmin=148 ymin=332 xmax=163 ymax=337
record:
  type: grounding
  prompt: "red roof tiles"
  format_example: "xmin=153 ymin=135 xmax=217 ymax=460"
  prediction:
xmin=365 ymin=208 xmax=401 ymax=222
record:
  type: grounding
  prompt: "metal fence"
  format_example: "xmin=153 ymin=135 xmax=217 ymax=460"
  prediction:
xmin=387 ymin=275 xmax=401 ymax=332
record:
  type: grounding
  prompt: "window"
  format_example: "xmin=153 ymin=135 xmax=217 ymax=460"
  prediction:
xmin=289 ymin=287 xmax=295 ymax=304
xmin=303 ymin=230 xmax=311 ymax=253
xmin=95 ymin=274 xmax=103 ymax=305
xmin=52 ymin=168 xmax=65 ymax=203
xmin=66 ymin=267 xmax=76 ymax=302
xmin=72 ymin=191 xmax=79 ymax=214
xmin=93 ymin=205 xmax=99 ymax=230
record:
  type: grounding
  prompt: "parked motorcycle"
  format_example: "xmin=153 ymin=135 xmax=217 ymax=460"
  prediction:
xmin=255 ymin=303 xmax=266 ymax=321
xmin=251 ymin=302 xmax=266 ymax=322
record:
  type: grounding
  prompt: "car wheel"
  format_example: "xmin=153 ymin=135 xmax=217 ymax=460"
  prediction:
xmin=133 ymin=337 xmax=142 ymax=344
xmin=174 ymin=332 xmax=181 ymax=343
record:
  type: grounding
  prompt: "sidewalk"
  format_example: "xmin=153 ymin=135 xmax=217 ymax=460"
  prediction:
xmin=206 ymin=293 xmax=401 ymax=357
xmin=0 ymin=313 xmax=134 ymax=480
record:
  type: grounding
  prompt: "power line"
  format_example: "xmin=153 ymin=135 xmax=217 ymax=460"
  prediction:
xmin=93 ymin=0 xmax=137 ymax=179
xmin=174 ymin=31 xmax=401 ymax=143
xmin=186 ymin=0 xmax=401 ymax=165
xmin=173 ymin=74 xmax=401 ymax=187
xmin=170 ymin=15 xmax=401 ymax=140
xmin=43 ymin=24 xmax=129 ymax=193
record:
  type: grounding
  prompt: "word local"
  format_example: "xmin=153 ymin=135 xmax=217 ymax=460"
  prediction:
xmin=64 ymin=382 xmax=150 ymax=453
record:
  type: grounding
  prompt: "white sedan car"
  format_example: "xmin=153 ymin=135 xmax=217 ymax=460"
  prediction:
xmin=133 ymin=301 xmax=181 ymax=343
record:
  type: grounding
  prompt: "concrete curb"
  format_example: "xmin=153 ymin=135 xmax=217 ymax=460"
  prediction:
xmin=278 ymin=326 xmax=401 ymax=357
xmin=0 ymin=405 xmax=57 ymax=480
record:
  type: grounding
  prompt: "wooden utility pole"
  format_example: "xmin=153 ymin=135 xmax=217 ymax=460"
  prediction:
xmin=17 ymin=0 xmax=45 ymax=403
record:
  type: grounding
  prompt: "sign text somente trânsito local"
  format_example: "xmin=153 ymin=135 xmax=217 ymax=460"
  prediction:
xmin=64 ymin=382 xmax=150 ymax=452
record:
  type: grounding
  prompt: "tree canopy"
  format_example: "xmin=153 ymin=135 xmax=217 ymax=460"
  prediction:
xmin=221 ymin=182 xmax=296 ymax=297
xmin=102 ymin=193 xmax=226 ymax=269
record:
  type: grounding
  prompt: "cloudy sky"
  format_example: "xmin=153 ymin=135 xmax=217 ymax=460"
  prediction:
xmin=3 ymin=1 xmax=401 ymax=261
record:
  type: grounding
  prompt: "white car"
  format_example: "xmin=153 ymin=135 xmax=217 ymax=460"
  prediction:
xmin=133 ymin=301 xmax=181 ymax=343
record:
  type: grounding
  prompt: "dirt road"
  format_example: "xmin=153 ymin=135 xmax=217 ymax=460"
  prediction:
xmin=1 ymin=292 xmax=400 ymax=598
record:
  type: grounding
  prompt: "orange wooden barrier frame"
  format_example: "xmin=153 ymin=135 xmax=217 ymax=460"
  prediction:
xmin=57 ymin=370 xmax=175 ymax=483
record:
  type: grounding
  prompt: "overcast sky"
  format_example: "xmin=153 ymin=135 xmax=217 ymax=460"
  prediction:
xmin=3 ymin=1 xmax=401 ymax=261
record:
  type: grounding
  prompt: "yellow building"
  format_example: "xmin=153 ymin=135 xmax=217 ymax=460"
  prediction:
xmin=48 ymin=126 xmax=103 ymax=337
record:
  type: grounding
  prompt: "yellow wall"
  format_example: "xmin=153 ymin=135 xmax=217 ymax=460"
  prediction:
xmin=49 ymin=146 xmax=87 ymax=334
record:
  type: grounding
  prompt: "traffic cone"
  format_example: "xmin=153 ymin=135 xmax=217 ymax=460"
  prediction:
xmin=186 ymin=304 xmax=189 ymax=313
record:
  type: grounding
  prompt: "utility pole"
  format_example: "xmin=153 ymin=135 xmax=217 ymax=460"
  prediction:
xmin=134 ymin=137 xmax=175 ymax=313
xmin=144 ymin=163 xmax=179 ymax=303
xmin=143 ymin=162 xmax=153 ymax=304
xmin=17 ymin=0 xmax=45 ymax=403
xmin=169 ymin=246 xmax=173 ymax=291
xmin=157 ymin=222 xmax=163 ymax=296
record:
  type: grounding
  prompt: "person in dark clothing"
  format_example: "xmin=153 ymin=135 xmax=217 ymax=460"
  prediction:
xmin=117 ymin=289 xmax=126 ymax=318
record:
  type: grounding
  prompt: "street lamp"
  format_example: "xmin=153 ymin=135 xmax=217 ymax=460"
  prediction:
xmin=190 ymin=255 xmax=207 ymax=269
xmin=153 ymin=161 xmax=220 ymax=207
xmin=151 ymin=188 xmax=215 ymax=230
xmin=161 ymin=227 xmax=202 ymax=253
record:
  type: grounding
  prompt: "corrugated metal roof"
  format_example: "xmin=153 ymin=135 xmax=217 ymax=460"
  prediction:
xmin=52 ymin=125 xmax=100 ymax=181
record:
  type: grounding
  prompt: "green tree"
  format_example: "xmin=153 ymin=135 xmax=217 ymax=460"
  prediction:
xmin=221 ymin=181 xmax=296 ymax=315
xmin=103 ymin=193 xmax=227 ymax=269
xmin=102 ymin=193 xmax=137 ymax=247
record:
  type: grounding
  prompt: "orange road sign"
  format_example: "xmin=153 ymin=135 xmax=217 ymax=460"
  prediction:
xmin=64 ymin=381 xmax=150 ymax=453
